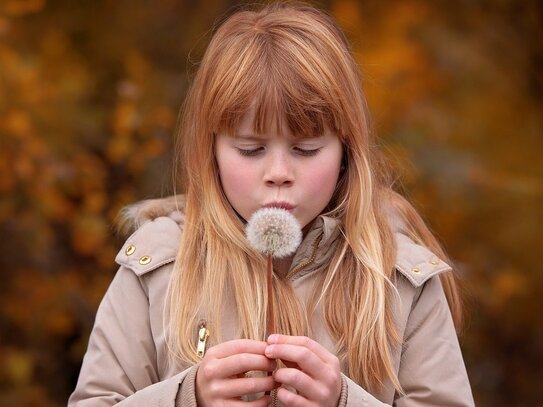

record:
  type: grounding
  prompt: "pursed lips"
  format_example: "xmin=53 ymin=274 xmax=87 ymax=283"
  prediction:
xmin=263 ymin=201 xmax=295 ymax=211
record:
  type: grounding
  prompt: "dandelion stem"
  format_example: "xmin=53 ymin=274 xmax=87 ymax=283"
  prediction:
xmin=266 ymin=253 xmax=274 ymax=338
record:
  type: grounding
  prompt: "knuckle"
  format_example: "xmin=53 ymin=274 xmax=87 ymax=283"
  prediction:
xmin=282 ymin=388 xmax=295 ymax=403
xmin=233 ymin=340 xmax=246 ymax=353
xmin=334 ymin=370 xmax=341 ymax=383
xmin=301 ymin=336 xmax=312 ymax=347
xmin=324 ymin=366 xmax=336 ymax=379
xmin=201 ymin=360 xmax=218 ymax=380
xmin=205 ymin=345 xmax=218 ymax=358
xmin=283 ymin=390 xmax=303 ymax=407
xmin=331 ymin=357 xmax=341 ymax=371
xmin=300 ymin=347 xmax=312 ymax=359
xmin=325 ymin=363 xmax=339 ymax=379
xmin=280 ymin=368 xmax=302 ymax=388
xmin=208 ymin=380 xmax=222 ymax=396
xmin=291 ymin=371 xmax=303 ymax=387
xmin=319 ymin=387 xmax=332 ymax=401
xmin=323 ymin=376 xmax=335 ymax=389
xmin=206 ymin=380 xmax=224 ymax=401
xmin=239 ymin=352 xmax=252 ymax=367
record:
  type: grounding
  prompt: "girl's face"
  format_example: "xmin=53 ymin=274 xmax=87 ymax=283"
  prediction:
xmin=215 ymin=107 xmax=343 ymax=232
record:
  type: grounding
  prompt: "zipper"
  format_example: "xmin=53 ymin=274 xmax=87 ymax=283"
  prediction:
xmin=285 ymin=231 xmax=323 ymax=280
xmin=196 ymin=320 xmax=209 ymax=358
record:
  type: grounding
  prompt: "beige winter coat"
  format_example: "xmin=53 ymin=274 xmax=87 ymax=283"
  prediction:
xmin=68 ymin=199 xmax=474 ymax=406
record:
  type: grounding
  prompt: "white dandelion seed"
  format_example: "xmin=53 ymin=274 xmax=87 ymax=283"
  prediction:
xmin=245 ymin=207 xmax=302 ymax=258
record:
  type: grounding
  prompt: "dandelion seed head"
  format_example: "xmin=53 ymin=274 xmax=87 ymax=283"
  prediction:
xmin=245 ymin=208 xmax=302 ymax=258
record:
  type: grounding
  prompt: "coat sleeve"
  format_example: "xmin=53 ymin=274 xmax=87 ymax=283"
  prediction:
xmin=68 ymin=265 xmax=197 ymax=407
xmin=340 ymin=275 xmax=475 ymax=407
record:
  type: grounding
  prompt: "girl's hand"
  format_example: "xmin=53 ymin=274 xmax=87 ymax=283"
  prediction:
xmin=195 ymin=339 xmax=277 ymax=406
xmin=265 ymin=334 xmax=342 ymax=407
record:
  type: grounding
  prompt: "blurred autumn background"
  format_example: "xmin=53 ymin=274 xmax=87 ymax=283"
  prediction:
xmin=0 ymin=0 xmax=541 ymax=405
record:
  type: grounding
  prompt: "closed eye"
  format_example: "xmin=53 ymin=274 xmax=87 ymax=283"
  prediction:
xmin=293 ymin=147 xmax=322 ymax=156
xmin=236 ymin=147 xmax=264 ymax=157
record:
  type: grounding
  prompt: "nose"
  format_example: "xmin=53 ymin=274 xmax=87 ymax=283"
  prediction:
xmin=264 ymin=150 xmax=294 ymax=187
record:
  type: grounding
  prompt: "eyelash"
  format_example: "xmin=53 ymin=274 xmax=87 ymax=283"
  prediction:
xmin=236 ymin=147 xmax=322 ymax=157
xmin=237 ymin=148 xmax=264 ymax=157
xmin=295 ymin=147 xmax=322 ymax=156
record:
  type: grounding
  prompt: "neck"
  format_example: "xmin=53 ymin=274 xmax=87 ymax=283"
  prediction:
xmin=273 ymin=254 xmax=294 ymax=278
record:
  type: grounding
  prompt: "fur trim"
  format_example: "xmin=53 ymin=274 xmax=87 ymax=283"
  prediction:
xmin=116 ymin=195 xmax=185 ymax=235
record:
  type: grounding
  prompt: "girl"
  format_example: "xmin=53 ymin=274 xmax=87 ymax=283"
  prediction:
xmin=69 ymin=3 xmax=474 ymax=406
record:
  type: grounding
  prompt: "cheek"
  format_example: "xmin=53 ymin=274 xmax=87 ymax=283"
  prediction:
xmin=304 ymin=162 xmax=340 ymax=198
xmin=217 ymin=157 xmax=257 ymax=200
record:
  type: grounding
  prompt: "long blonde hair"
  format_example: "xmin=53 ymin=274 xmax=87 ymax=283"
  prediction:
xmin=165 ymin=2 xmax=463 ymax=393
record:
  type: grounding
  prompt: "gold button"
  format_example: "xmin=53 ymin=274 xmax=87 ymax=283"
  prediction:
xmin=125 ymin=244 xmax=136 ymax=256
xmin=139 ymin=255 xmax=151 ymax=265
xmin=412 ymin=267 xmax=421 ymax=273
xmin=429 ymin=259 xmax=439 ymax=266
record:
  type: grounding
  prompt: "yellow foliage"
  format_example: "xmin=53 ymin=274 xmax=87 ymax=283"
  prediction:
xmin=3 ymin=109 xmax=33 ymax=137
xmin=331 ymin=0 xmax=363 ymax=32
xmin=3 ymin=348 xmax=34 ymax=385
xmin=70 ymin=214 xmax=108 ymax=256
xmin=2 ymin=0 xmax=45 ymax=16
xmin=493 ymin=271 xmax=527 ymax=302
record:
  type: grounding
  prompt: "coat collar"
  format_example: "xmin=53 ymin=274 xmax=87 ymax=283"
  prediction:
xmin=115 ymin=202 xmax=452 ymax=288
xmin=288 ymin=214 xmax=452 ymax=286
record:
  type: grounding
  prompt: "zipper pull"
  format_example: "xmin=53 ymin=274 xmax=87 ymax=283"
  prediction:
xmin=196 ymin=321 xmax=209 ymax=358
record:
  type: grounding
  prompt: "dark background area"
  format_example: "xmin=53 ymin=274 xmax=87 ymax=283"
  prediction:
xmin=0 ymin=0 xmax=542 ymax=405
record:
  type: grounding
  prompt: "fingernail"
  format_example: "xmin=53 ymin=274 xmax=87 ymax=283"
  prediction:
xmin=265 ymin=345 xmax=274 ymax=357
xmin=268 ymin=334 xmax=279 ymax=344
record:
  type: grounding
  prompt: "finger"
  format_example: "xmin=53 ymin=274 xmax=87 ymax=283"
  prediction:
xmin=265 ymin=343 xmax=322 ymax=377
xmin=206 ymin=339 xmax=268 ymax=359
xmin=245 ymin=395 xmax=272 ymax=407
xmin=214 ymin=376 xmax=278 ymax=399
xmin=201 ymin=354 xmax=276 ymax=381
xmin=268 ymin=335 xmax=334 ymax=364
xmin=223 ymin=395 xmax=271 ymax=407
xmin=276 ymin=386 xmax=308 ymax=407
xmin=273 ymin=367 xmax=321 ymax=400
